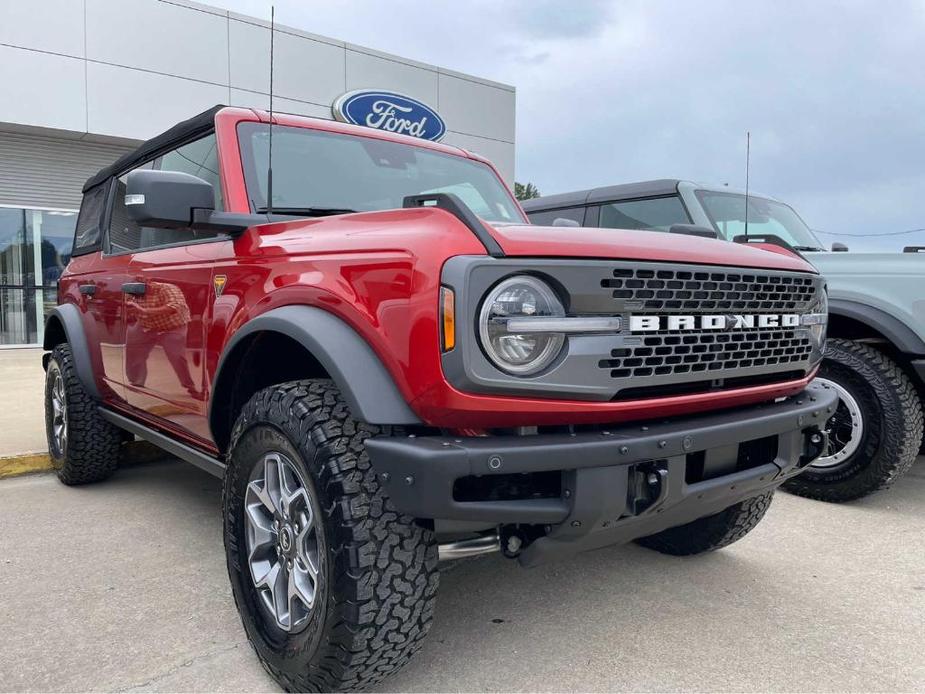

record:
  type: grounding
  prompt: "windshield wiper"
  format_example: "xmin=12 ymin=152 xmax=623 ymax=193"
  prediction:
xmin=791 ymin=245 xmax=825 ymax=252
xmin=257 ymin=206 xmax=356 ymax=217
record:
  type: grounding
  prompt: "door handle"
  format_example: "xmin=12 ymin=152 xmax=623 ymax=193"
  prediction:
xmin=78 ymin=284 xmax=97 ymax=296
xmin=121 ymin=282 xmax=146 ymax=295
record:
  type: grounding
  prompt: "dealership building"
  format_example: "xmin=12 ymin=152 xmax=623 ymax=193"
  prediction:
xmin=0 ymin=0 xmax=516 ymax=346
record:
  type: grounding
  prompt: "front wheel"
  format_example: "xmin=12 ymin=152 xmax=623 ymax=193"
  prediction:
xmin=782 ymin=339 xmax=923 ymax=502
xmin=223 ymin=379 xmax=439 ymax=692
xmin=635 ymin=492 xmax=773 ymax=556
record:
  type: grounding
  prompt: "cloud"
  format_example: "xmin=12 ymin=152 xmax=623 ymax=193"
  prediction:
xmin=216 ymin=0 xmax=925 ymax=249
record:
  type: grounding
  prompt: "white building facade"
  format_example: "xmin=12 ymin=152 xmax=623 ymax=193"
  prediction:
xmin=0 ymin=0 xmax=516 ymax=345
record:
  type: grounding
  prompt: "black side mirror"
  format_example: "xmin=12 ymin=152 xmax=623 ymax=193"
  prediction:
xmin=831 ymin=242 xmax=849 ymax=252
xmin=669 ymin=224 xmax=718 ymax=239
xmin=125 ymin=169 xmax=215 ymax=229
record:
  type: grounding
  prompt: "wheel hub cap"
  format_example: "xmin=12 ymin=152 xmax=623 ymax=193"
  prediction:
xmin=244 ymin=452 xmax=321 ymax=633
xmin=812 ymin=377 xmax=864 ymax=468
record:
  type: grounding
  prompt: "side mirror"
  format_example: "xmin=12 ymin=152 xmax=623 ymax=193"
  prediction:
xmin=553 ymin=217 xmax=580 ymax=227
xmin=831 ymin=242 xmax=849 ymax=252
xmin=125 ymin=169 xmax=215 ymax=229
xmin=669 ymin=224 xmax=718 ymax=239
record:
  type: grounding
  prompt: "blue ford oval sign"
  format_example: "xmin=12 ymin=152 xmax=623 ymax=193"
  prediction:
xmin=332 ymin=90 xmax=446 ymax=142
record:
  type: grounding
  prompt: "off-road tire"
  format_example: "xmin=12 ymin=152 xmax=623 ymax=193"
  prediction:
xmin=223 ymin=379 xmax=439 ymax=692
xmin=634 ymin=492 xmax=773 ymax=556
xmin=782 ymin=339 xmax=923 ymax=502
xmin=44 ymin=343 xmax=121 ymax=485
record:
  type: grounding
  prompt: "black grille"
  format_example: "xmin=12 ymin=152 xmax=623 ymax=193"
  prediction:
xmin=598 ymin=329 xmax=814 ymax=380
xmin=601 ymin=267 xmax=817 ymax=313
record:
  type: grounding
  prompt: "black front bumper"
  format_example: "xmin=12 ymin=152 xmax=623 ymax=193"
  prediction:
xmin=367 ymin=382 xmax=838 ymax=565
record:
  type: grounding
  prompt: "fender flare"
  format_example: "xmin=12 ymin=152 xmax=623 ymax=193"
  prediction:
xmin=828 ymin=298 xmax=925 ymax=355
xmin=211 ymin=305 xmax=421 ymax=428
xmin=42 ymin=304 xmax=101 ymax=400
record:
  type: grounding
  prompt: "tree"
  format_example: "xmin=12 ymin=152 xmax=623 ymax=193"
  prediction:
xmin=514 ymin=181 xmax=541 ymax=201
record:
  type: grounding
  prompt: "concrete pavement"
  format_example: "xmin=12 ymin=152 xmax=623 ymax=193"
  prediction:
xmin=0 ymin=348 xmax=46 ymax=457
xmin=1 ymin=457 xmax=923 ymax=692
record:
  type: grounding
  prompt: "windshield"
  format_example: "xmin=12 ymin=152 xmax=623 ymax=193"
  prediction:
xmin=695 ymin=190 xmax=824 ymax=250
xmin=238 ymin=122 xmax=524 ymax=223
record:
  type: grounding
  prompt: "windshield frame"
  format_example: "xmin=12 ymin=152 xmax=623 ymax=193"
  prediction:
xmin=236 ymin=121 xmax=526 ymax=224
xmin=694 ymin=189 xmax=825 ymax=250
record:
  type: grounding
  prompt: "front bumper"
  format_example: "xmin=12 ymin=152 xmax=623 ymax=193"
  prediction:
xmin=367 ymin=382 xmax=838 ymax=565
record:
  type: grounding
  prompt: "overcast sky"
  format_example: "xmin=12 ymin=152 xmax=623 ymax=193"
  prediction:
xmin=217 ymin=0 xmax=925 ymax=251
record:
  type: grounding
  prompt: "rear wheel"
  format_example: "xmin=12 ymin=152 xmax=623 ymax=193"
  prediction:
xmin=44 ymin=343 xmax=121 ymax=485
xmin=635 ymin=492 xmax=773 ymax=556
xmin=782 ymin=339 xmax=923 ymax=502
xmin=223 ymin=379 xmax=439 ymax=692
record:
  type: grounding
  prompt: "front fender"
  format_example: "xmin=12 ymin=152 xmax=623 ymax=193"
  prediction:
xmin=211 ymin=305 xmax=421 ymax=427
xmin=828 ymin=298 xmax=925 ymax=356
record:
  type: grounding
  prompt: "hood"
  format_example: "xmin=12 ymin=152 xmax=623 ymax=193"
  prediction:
xmin=486 ymin=223 xmax=817 ymax=273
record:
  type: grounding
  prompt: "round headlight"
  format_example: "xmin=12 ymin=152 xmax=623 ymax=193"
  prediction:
xmin=810 ymin=288 xmax=828 ymax=354
xmin=478 ymin=276 xmax=566 ymax=375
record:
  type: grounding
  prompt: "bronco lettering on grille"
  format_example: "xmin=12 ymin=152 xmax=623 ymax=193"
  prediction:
xmin=629 ymin=314 xmax=800 ymax=332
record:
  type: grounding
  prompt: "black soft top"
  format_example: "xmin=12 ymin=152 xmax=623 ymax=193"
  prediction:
xmin=521 ymin=179 xmax=682 ymax=212
xmin=82 ymin=105 xmax=226 ymax=192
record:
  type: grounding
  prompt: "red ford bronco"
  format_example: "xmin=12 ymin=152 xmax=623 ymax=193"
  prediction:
xmin=44 ymin=106 xmax=835 ymax=691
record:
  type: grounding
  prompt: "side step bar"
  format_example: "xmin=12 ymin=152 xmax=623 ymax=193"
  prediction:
xmin=99 ymin=408 xmax=225 ymax=479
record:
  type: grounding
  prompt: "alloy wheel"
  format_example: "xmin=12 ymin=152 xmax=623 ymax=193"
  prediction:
xmin=812 ymin=377 xmax=864 ymax=468
xmin=50 ymin=368 xmax=68 ymax=457
xmin=244 ymin=451 xmax=321 ymax=632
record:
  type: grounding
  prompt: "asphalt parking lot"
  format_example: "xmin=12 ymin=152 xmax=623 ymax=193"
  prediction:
xmin=1 ymin=457 xmax=923 ymax=692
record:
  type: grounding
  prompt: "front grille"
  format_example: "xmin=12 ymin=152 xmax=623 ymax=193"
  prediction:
xmin=601 ymin=267 xmax=817 ymax=313
xmin=599 ymin=328 xmax=814 ymax=380
xmin=589 ymin=262 xmax=822 ymax=398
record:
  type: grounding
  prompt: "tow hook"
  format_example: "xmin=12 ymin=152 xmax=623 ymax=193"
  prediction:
xmin=500 ymin=526 xmax=529 ymax=558
xmin=800 ymin=427 xmax=828 ymax=466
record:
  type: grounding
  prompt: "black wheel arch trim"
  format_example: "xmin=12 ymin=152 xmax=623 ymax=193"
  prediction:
xmin=209 ymin=305 xmax=421 ymax=443
xmin=828 ymin=298 xmax=925 ymax=356
xmin=42 ymin=304 xmax=101 ymax=400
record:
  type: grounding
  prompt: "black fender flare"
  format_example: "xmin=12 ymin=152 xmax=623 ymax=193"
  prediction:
xmin=828 ymin=298 xmax=925 ymax=355
xmin=210 ymin=305 xmax=421 ymax=429
xmin=42 ymin=304 xmax=101 ymax=399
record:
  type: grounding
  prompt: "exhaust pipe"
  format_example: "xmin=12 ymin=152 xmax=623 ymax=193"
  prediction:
xmin=438 ymin=533 xmax=500 ymax=561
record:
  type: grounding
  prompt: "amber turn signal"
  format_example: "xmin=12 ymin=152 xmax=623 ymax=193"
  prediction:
xmin=440 ymin=287 xmax=455 ymax=352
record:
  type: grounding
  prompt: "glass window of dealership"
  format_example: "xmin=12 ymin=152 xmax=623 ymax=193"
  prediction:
xmin=0 ymin=206 xmax=77 ymax=345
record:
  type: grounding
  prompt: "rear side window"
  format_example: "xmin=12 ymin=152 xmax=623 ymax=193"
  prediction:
xmin=527 ymin=207 xmax=585 ymax=226
xmin=72 ymin=184 xmax=107 ymax=256
xmin=599 ymin=196 xmax=689 ymax=232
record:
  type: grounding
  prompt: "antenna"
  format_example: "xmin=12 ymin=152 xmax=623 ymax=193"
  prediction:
xmin=744 ymin=130 xmax=750 ymax=238
xmin=266 ymin=5 xmax=275 ymax=216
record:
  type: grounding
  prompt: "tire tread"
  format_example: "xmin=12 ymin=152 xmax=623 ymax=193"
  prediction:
xmin=225 ymin=379 xmax=438 ymax=692
xmin=783 ymin=338 xmax=923 ymax=502
xmin=635 ymin=492 xmax=773 ymax=556
xmin=46 ymin=343 xmax=121 ymax=485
